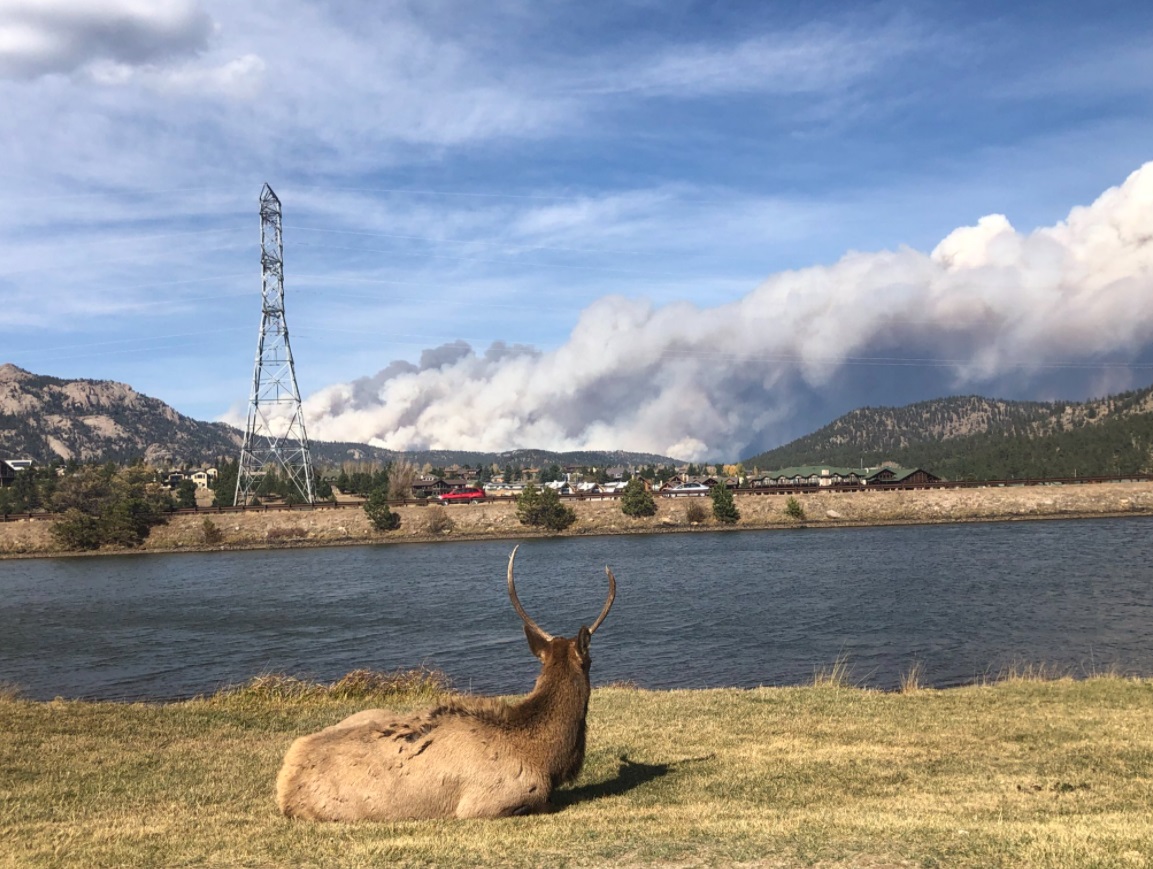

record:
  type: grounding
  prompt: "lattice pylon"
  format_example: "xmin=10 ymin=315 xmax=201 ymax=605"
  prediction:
xmin=234 ymin=183 xmax=316 ymax=506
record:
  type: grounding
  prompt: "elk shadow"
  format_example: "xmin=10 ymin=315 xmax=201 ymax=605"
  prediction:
xmin=554 ymin=753 xmax=713 ymax=810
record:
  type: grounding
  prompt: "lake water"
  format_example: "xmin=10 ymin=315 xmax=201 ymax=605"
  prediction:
xmin=1 ymin=518 xmax=1152 ymax=701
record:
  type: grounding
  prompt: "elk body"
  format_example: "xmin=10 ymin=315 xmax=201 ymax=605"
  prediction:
xmin=275 ymin=546 xmax=616 ymax=821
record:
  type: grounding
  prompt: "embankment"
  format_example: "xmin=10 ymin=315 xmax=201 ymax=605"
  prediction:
xmin=3 ymin=480 xmax=1153 ymax=557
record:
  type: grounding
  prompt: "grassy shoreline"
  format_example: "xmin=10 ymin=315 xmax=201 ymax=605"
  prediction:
xmin=2 ymin=675 xmax=1152 ymax=867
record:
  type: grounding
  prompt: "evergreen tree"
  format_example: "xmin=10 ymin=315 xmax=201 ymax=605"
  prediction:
xmin=212 ymin=459 xmax=239 ymax=507
xmin=364 ymin=487 xmax=401 ymax=531
xmin=515 ymin=482 xmax=576 ymax=531
xmin=619 ymin=477 xmax=657 ymax=517
xmin=175 ymin=478 xmax=198 ymax=509
xmin=710 ymin=481 xmax=740 ymax=525
xmin=8 ymin=467 xmax=40 ymax=512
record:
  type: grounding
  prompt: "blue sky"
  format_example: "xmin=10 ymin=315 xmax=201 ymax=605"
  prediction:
xmin=3 ymin=1 xmax=1153 ymax=460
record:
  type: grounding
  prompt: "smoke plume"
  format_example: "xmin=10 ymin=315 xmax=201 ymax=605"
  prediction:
xmin=302 ymin=163 xmax=1153 ymax=460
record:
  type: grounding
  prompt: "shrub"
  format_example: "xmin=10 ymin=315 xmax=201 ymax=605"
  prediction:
xmin=684 ymin=500 xmax=709 ymax=524
xmin=784 ymin=496 xmax=806 ymax=521
xmin=710 ymin=482 xmax=740 ymax=525
xmin=619 ymin=477 xmax=657 ymax=518
xmin=364 ymin=487 xmax=401 ymax=531
xmin=516 ymin=482 xmax=576 ymax=531
xmin=200 ymin=518 xmax=224 ymax=545
xmin=265 ymin=526 xmax=308 ymax=542
xmin=424 ymin=505 xmax=454 ymax=534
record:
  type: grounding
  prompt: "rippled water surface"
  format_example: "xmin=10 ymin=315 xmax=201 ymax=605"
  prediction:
xmin=2 ymin=518 xmax=1152 ymax=700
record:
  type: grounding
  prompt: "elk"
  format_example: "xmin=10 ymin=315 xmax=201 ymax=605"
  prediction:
xmin=276 ymin=545 xmax=617 ymax=821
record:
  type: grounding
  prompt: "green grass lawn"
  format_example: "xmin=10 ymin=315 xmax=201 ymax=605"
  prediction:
xmin=2 ymin=676 xmax=1152 ymax=868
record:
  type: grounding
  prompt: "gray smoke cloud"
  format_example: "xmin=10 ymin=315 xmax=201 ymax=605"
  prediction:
xmin=0 ymin=0 xmax=214 ymax=79
xmin=302 ymin=163 xmax=1153 ymax=460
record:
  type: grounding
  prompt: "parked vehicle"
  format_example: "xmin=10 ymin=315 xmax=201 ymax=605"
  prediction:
xmin=437 ymin=487 xmax=487 ymax=504
xmin=665 ymin=482 xmax=711 ymax=497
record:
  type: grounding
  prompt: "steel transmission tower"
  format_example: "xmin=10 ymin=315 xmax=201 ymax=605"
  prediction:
xmin=235 ymin=183 xmax=316 ymax=506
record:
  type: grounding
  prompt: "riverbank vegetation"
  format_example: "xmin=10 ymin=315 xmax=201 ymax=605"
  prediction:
xmin=2 ymin=674 xmax=1151 ymax=867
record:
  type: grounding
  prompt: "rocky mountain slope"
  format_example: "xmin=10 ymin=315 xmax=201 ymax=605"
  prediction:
xmin=0 ymin=365 xmax=682 ymax=469
xmin=0 ymin=364 xmax=242 ymax=465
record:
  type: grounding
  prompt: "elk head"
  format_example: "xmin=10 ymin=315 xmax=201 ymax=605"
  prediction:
xmin=506 ymin=543 xmax=616 ymax=677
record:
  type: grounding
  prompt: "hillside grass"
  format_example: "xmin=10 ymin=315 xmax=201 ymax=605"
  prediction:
xmin=2 ymin=676 xmax=1153 ymax=868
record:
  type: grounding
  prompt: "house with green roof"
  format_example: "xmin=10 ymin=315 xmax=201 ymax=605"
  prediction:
xmin=748 ymin=465 xmax=940 ymax=488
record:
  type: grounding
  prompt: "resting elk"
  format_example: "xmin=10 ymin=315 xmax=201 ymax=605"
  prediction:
xmin=276 ymin=545 xmax=617 ymax=821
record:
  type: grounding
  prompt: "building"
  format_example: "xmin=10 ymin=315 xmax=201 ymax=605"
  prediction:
xmin=749 ymin=465 xmax=940 ymax=488
xmin=1 ymin=459 xmax=33 ymax=487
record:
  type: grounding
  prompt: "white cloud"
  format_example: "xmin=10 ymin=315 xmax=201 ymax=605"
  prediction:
xmin=0 ymin=0 xmax=214 ymax=78
xmin=281 ymin=163 xmax=1153 ymax=460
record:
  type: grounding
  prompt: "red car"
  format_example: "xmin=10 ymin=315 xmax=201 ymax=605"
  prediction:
xmin=437 ymin=487 xmax=486 ymax=504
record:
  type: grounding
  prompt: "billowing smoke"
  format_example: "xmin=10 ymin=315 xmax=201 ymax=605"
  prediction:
xmin=302 ymin=163 xmax=1153 ymax=461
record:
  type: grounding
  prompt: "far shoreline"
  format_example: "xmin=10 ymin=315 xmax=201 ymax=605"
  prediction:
xmin=4 ymin=480 xmax=1153 ymax=560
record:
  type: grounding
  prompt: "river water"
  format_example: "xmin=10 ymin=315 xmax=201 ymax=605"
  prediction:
xmin=1 ymin=518 xmax=1151 ymax=701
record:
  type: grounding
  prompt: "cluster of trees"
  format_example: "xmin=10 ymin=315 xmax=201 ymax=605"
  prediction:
xmin=49 ymin=464 xmax=173 ymax=550
xmin=333 ymin=466 xmax=390 ymax=496
xmin=334 ymin=460 xmax=418 ymax=501
xmin=0 ymin=462 xmax=57 ymax=514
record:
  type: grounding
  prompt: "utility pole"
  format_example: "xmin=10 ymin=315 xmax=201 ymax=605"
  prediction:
xmin=235 ymin=183 xmax=315 ymax=506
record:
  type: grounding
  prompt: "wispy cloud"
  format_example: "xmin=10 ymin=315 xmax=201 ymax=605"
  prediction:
xmin=591 ymin=21 xmax=919 ymax=98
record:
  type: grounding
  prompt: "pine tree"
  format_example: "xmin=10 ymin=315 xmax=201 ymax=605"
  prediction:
xmin=516 ymin=482 xmax=576 ymax=531
xmin=619 ymin=477 xmax=656 ymax=517
xmin=364 ymin=487 xmax=401 ymax=531
xmin=710 ymin=481 xmax=740 ymax=525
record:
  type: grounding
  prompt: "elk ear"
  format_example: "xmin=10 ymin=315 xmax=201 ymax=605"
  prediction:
xmin=576 ymin=625 xmax=591 ymax=656
xmin=525 ymin=624 xmax=551 ymax=660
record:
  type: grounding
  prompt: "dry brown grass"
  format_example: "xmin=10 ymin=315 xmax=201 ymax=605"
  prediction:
xmin=5 ymin=481 xmax=1153 ymax=558
xmin=898 ymin=660 xmax=926 ymax=694
xmin=213 ymin=667 xmax=452 ymax=703
xmin=3 ymin=675 xmax=1152 ymax=867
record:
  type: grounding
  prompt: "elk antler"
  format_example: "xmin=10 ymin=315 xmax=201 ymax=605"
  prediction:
xmin=507 ymin=545 xmax=553 ymax=641
xmin=506 ymin=545 xmax=617 ymax=638
xmin=589 ymin=566 xmax=616 ymax=635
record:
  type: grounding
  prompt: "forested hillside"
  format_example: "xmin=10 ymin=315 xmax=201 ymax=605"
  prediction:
xmin=744 ymin=386 xmax=1153 ymax=480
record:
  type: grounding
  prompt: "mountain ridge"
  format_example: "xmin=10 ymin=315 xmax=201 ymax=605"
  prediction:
xmin=743 ymin=386 xmax=1153 ymax=479
xmin=0 ymin=364 xmax=682 ymax=470
xmin=7 ymin=363 xmax=1153 ymax=479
